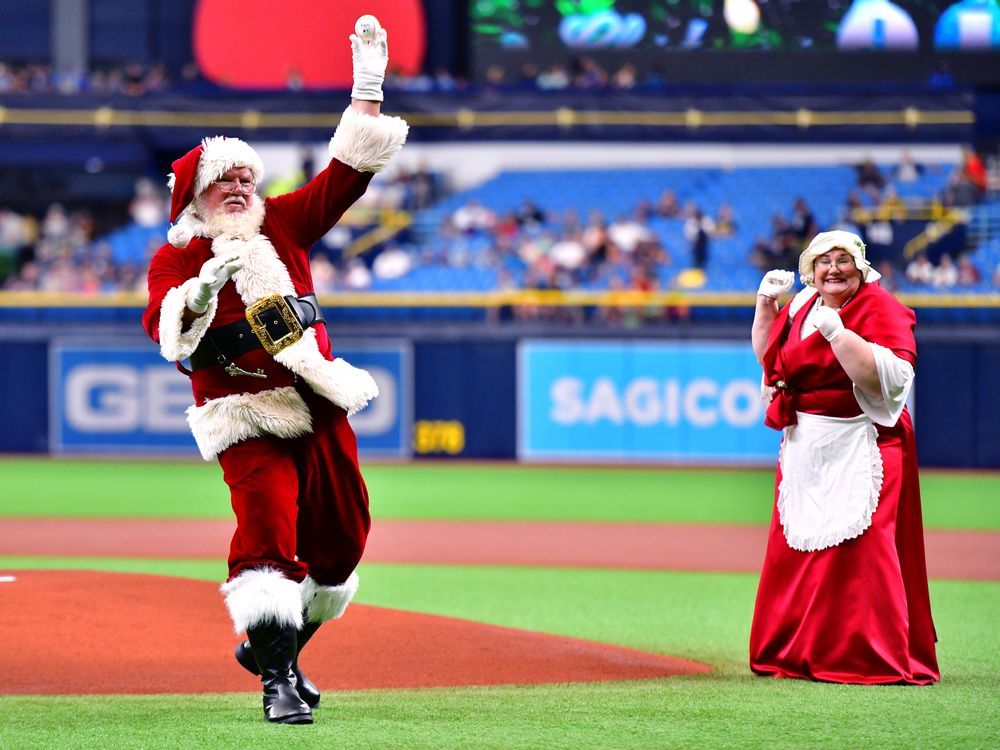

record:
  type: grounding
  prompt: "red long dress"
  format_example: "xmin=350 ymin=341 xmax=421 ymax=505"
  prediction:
xmin=749 ymin=282 xmax=939 ymax=685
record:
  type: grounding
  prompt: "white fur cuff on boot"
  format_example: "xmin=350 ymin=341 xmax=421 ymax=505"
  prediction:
xmin=220 ymin=567 xmax=304 ymax=634
xmin=300 ymin=572 xmax=359 ymax=624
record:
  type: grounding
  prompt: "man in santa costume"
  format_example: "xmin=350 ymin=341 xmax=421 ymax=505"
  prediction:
xmin=141 ymin=18 xmax=406 ymax=725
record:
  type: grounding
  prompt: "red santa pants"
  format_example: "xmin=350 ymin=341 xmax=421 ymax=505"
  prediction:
xmin=217 ymin=386 xmax=371 ymax=587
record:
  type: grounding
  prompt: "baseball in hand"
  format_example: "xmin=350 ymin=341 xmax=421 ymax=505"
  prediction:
xmin=355 ymin=14 xmax=380 ymax=41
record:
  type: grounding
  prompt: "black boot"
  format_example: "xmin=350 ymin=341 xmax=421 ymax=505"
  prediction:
xmin=236 ymin=620 xmax=322 ymax=708
xmin=244 ymin=620 xmax=313 ymax=724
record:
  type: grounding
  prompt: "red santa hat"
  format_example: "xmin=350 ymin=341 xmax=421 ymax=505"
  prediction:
xmin=166 ymin=136 xmax=265 ymax=247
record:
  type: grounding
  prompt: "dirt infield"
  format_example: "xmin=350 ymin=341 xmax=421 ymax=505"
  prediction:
xmin=1 ymin=519 xmax=998 ymax=580
xmin=3 ymin=517 xmax=996 ymax=697
xmin=0 ymin=570 xmax=709 ymax=695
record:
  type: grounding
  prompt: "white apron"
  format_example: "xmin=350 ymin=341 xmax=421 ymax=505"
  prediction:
xmin=777 ymin=411 xmax=884 ymax=552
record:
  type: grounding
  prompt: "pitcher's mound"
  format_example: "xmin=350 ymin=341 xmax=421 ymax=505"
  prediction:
xmin=2 ymin=570 xmax=708 ymax=695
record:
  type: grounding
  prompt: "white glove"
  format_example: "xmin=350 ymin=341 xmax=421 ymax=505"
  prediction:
xmin=813 ymin=305 xmax=845 ymax=342
xmin=350 ymin=20 xmax=388 ymax=102
xmin=757 ymin=269 xmax=795 ymax=299
xmin=186 ymin=254 xmax=244 ymax=314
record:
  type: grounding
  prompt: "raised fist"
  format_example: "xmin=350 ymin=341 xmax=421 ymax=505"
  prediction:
xmin=813 ymin=305 xmax=845 ymax=342
xmin=350 ymin=16 xmax=388 ymax=102
xmin=186 ymin=254 xmax=244 ymax=314
xmin=757 ymin=269 xmax=795 ymax=299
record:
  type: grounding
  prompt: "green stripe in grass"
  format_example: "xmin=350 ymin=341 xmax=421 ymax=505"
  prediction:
xmin=1 ymin=459 xmax=998 ymax=529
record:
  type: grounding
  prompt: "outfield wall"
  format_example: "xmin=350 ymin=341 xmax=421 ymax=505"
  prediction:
xmin=2 ymin=327 xmax=997 ymax=469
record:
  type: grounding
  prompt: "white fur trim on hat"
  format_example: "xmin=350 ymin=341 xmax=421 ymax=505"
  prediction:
xmin=186 ymin=386 xmax=313 ymax=461
xmin=329 ymin=106 xmax=408 ymax=173
xmin=301 ymin=572 xmax=359 ymax=624
xmin=220 ymin=567 xmax=304 ymax=634
xmin=167 ymin=208 xmax=208 ymax=248
xmin=195 ymin=136 xmax=265 ymax=197
xmin=158 ymin=278 xmax=218 ymax=361
xmin=799 ymin=230 xmax=882 ymax=287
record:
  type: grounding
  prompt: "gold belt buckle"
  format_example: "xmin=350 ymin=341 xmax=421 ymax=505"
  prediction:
xmin=245 ymin=294 xmax=303 ymax=355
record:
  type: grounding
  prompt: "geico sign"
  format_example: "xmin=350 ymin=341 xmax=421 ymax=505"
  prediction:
xmin=549 ymin=376 xmax=762 ymax=428
xmin=65 ymin=365 xmax=190 ymax=432
xmin=64 ymin=363 xmax=399 ymax=435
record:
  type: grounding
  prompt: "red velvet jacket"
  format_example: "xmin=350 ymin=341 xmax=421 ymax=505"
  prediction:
xmin=762 ymin=282 xmax=917 ymax=431
xmin=142 ymin=159 xmax=371 ymax=406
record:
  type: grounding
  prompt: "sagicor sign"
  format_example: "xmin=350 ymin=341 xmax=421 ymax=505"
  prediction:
xmin=518 ymin=340 xmax=780 ymax=463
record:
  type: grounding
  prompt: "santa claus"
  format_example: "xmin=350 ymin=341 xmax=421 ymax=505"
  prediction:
xmin=141 ymin=18 xmax=406 ymax=725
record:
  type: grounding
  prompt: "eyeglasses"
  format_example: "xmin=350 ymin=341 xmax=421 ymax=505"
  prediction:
xmin=213 ymin=179 xmax=256 ymax=195
xmin=814 ymin=257 xmax=856 ymax=270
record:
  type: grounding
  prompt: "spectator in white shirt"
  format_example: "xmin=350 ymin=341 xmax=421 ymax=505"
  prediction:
xmin=932 ymin=253 xmax=958 ymax=288
xmin=904 ymin=252 xmax=934 ymax=285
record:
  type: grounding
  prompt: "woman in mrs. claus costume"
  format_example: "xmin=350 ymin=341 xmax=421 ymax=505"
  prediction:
xmin=749 ymin=230 xmax=939 ymax=685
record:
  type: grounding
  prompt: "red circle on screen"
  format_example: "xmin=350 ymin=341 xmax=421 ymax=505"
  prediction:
xmin=194 ymin=0 xmax=426 ymax=90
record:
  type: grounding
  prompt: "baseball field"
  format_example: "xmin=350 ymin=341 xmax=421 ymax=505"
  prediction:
xmin=1 ymin=458 xmax=998 ymax=749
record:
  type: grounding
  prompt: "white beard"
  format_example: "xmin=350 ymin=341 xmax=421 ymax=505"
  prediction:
xmin=199 ymin=197 xmax=266 ymax=240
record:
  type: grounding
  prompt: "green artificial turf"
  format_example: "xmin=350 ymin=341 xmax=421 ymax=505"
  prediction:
xmin=2 ymin=458 xmax=999 ymax=529
xmin=0 ymin=557 xmax=997 ymax=749
xmin=2 ymin=460 xmax=997 ymax=747
xmin=1 ymin=678 xmax=995 ymax=750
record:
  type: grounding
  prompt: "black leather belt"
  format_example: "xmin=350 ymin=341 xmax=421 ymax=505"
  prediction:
xmin=189 ymin=293 xmax=325 ymax=372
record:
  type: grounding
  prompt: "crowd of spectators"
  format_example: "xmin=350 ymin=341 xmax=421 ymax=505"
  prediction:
xmin=0 ymin=203 xmax=146 ymax=293
xmin=0 ymin=159 xmax=441 ymax=294
xmin=0 ymin=49 xmax=965 ymax=97
xmin=743 ymin=147 xmax=994 ymax=288
xmin=903 ymin=251 xmax=983 ymax=289
xmin=477 ymin=58 xmax=645 ymax=93
xmin=391 ymin=56 xmax=959 ymax=96
xmin=850 ymin=146 xmax=989 ymax=209
xmin=1 ymin=148 xmax=997 ymax=305
xmin=438 ymin=197 xmax=672 ymax=291
xmin=0 ymin=58 xmax=638 ymax=98
xmin=372 ymin=58 xmax=681 ymax=96
xmin=747 ymin=197 xmax=819 ymax=273
xmin=0 ymin=62 xmax=170 ymax=96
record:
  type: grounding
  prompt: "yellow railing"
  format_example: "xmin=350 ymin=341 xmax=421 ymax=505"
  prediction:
xmin=0 ymin=106 xmax=974 ymax=131
xmin=344 ymin=209 xmax=412 ymax=258
xmin=849 ymin=203 xmax=958 ymax=224
xmin=903 ymin=209 xmax=968 ymax=260
xmin=1 ymin=289 xmax=998 ymax=309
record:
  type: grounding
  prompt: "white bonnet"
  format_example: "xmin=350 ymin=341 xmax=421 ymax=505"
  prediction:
xmin=798 ymin=229 xmax=881 ymax=287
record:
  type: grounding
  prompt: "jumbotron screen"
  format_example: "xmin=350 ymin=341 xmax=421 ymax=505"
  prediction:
xmin=470 ymin=0 xmax=1000 ymax=84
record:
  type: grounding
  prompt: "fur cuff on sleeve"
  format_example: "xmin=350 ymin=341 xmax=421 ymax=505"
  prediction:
xmin=271 ymin=330 xmax=380 ymax=417
xmin=329 ymin=106 xmax=408 ymax=173
xmin=326 ymin=357 xmax=380 ymax=416
xmin=158 ymin=278 xmax=218 ymax=362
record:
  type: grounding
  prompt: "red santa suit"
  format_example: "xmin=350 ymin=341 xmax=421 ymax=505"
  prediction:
xmin=750 ymin=279 xmax=939 ymax=685
xmin=142 ymin=107 xmax=407 ymax=635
